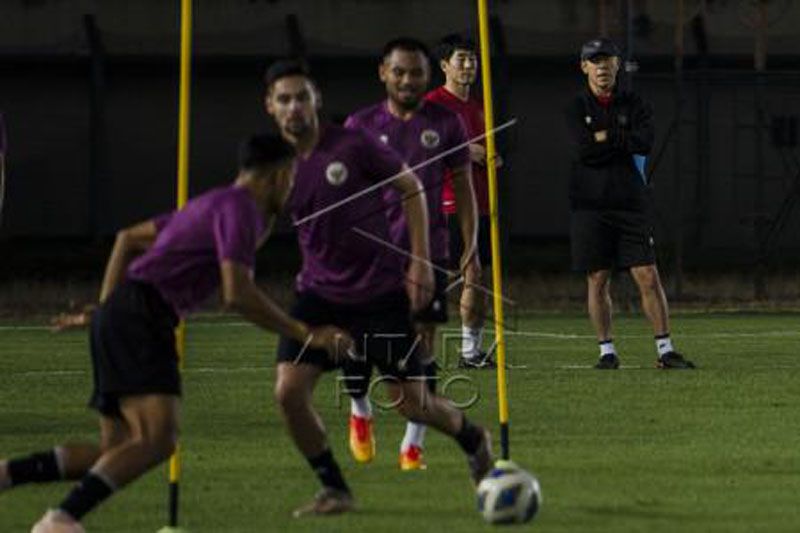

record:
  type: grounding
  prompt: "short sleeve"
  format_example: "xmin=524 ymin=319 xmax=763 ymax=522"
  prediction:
xmin=443 ymin=113 xmax=470 ymax=169
xmin=357 ymin=131 xmax=405 ymax=184
xmin=212 ymin=196 xmax=261 ymax=268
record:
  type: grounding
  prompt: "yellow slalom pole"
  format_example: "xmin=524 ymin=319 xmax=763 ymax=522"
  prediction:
xmin=176 ymin=0 xmax=191 ymax=212
xmin=477 ymin=0 xmax=511 ymax=461
xmin=162 ymin=0 xmax=192 ymax=531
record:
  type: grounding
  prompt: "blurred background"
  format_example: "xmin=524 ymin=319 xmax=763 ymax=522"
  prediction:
xmin=1 ymin=0 xmax=799 ymax=314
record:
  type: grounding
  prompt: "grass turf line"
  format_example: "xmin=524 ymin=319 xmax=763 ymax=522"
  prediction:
xmin=1 ymin=313 xmax=799 ymax=532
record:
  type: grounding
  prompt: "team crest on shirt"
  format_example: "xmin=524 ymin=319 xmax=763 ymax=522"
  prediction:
xmin=585 ymin=115 xmax=592 ymax=125
xmin=379 ymin=134 xmax=389 ymax=144
xmin=325 ymin=161 xmax=348 ymax=186
xmin=420 ymin=129 xmax=441 ymax=149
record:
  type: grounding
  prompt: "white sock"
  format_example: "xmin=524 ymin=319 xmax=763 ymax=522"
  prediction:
xmin=351 ymin=396 xmax=372 ymax=418
xmin=462 ymin=326 xmax=483 ymax=359
xmin=655 ymin=335 xmax=674 ymax=357
xmin=400 ymin=422 xmax=427 ymax=452
xmin=599 ymin=339 xmax=616 ymax=357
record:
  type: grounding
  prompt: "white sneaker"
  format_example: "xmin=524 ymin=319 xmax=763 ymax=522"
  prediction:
xmin=31 ymin=509 xmax=86 ymax=533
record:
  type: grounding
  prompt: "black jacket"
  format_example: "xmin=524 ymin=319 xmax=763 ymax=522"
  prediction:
xmin=565 ymin=86 xmax=654 ymax=211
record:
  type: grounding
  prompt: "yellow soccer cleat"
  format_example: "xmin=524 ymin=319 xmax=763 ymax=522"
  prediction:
xmin=348 ymin=415 xmax=375 ymax=463
xmin=399 ymin=444 xmax=427 ymax=471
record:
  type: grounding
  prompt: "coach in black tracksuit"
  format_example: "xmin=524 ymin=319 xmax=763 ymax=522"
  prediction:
xmin=566 ymin=38 xmax=694 ymax=370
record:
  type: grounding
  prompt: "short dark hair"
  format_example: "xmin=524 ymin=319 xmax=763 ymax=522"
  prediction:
xmin=435 ymin=33 xmax=476 ymax=62
xmin=263 ymin=59 xmax=314 ymax=91
xmin=238 ymin=133 xmax=295 ymax=172
xmin=381 ymin=37 xmax=431 ymax=63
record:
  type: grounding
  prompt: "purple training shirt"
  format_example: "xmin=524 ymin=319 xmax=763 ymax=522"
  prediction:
xmin=345 ymin=100 xmax=470 ymax=264
xmin=287 ymin=124 xmax=407 ymax=304
xmin=128 ymin=185 xmax=264 ymax=316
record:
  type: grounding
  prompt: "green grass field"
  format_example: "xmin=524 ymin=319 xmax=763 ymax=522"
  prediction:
xmin=2 ymin=312 xmax=799 ymax=532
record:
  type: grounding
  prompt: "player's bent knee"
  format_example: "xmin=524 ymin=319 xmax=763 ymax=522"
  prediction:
xmin=587 ymin=271 xmax=610 ymax=287
xmin=274 ymin=383 xmax=292 ymax=409
xmin=632 ymin=266 xmax=661 ymax=292
xmin=148 ymin=430 xmax=178 ymax=462
xmin=274 ymin=381 xmax=307 ymax=412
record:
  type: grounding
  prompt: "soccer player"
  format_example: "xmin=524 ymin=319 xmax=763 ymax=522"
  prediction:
xmin=343 ymin=37 xmax=480 ymax=470
xmin=565 ymin=37 xmax=695 ymax=370
xmin=0 ymin=134 xmax=351 ymax=533
xmin=426 ymin=33 xmax=499 ymax=369
xmin=264 ymin=59 xmax=492 ymax=516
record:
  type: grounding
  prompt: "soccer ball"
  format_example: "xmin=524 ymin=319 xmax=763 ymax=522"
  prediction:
xmin=476 ymin=461 xmax=541 ymax=525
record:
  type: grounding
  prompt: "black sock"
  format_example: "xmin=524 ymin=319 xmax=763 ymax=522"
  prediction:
xmin=8 ymin=450 xmax=62 ymax=486
xmin=345 ymin=362 xmax=372 ymax=399
xmin=58 ymin=472 xmax=114 ymax=521
xmin=347 ymin=376 xmax=369 ymax=401
xmin=454 ymin=415 xmax=483 ymax=455
xmin=307 ymin=449 xmax=349 ymax=494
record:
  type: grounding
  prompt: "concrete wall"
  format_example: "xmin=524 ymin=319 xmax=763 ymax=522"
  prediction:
xmin=1 ymin=0 xmax=799 ymax=56
xmin=3 ymin=58 xmax=799 ymax=253
xmin=1 ymin=1 xmax=799 ymax=266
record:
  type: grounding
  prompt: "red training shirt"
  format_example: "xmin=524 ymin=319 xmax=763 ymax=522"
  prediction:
xmin=424 ymin=86 xmax=490 ymax=216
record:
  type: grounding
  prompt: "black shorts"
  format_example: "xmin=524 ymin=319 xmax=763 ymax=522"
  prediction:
xmin=570 ymin=209 xmax=656 ymax=272
xmin=411 ymin=264 xmax=449 ymax=324
xmin=88 ymin=280 xmax=180 ymax=417
xmin=276 ymin=291 xmax=423 ymax=380
xmin=448 ymin=214 xmax=491 ymax=269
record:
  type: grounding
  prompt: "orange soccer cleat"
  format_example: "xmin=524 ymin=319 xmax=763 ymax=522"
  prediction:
xmin=348 ymin=415 xmax=376 ymax=463
xmin=399 ymin=444 xmax=427 ymax=471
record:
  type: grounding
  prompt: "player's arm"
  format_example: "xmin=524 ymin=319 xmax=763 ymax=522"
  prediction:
xmin=256 ymin=160 xmax=295 ymax=249
xmin=451 ymin=163 xmax=481 ymax=282
xmin=256 ymin=211 xmax=277 ymax=249
xmin=220 ymin=260 xmax=351 ymax=359
xmin=469 ymin=144 xmax=503 ymax=168
xmin=469 ymin=143 xmax=486 ymax=165
xmin=389 ymin=165 xmax=434 ymax=311
xmin=99 ymin=220 xmax=159 ymax=302
xmin=565 ymin=99 xmax=617 ymax=166
xmin=613 ymin=97 xmax=654 ymax=155
xmin=51 ymin=219 xmax=160 ymax=331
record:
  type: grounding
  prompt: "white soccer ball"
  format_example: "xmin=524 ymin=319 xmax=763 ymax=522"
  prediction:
xmin=476 ymin=461 xmax=542 ymax=525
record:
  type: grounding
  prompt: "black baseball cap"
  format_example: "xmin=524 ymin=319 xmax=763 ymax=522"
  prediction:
xmin=580 ymin=37 xmax=621 ymax=61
